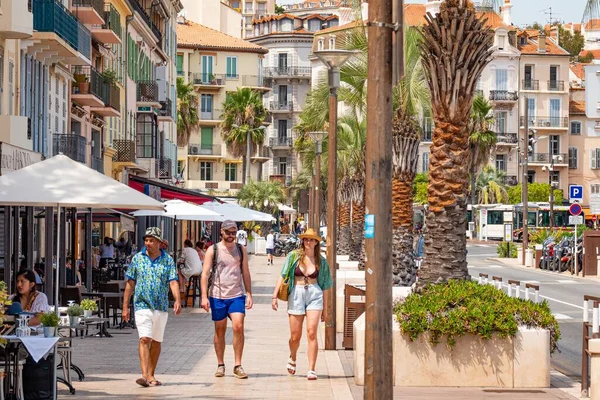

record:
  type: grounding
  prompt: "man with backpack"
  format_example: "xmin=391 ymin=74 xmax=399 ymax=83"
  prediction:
xmin=201 ymin=220 xmax=253 ymax=379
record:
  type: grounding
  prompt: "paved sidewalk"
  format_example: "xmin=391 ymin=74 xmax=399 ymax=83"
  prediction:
xmin=58 ymin=253 xmax=581 ymax=399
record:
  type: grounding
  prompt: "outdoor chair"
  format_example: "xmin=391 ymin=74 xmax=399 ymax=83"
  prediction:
xmin=185 ymin=275 xmax=201 ymax=308
xmin=99 ymin=283 xmax=121 ymax=326
xmin=59 ymin=286 xmax=82 ymax=307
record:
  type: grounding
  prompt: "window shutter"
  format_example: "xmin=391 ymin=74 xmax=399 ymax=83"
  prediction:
xmin=592 ymin=149 xmax=598 ymax=170
xmin=287 ymin=85 xmax=292 ymax=103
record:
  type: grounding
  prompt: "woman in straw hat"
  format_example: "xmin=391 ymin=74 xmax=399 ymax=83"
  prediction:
xmin=271 ymin=228 xmax=332 ymax=380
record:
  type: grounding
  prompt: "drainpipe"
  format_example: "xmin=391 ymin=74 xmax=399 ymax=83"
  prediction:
xmin=125 ymin=15 xmax=134 ymax=145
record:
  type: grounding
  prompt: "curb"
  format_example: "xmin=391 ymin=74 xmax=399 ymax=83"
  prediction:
xmin=485 ymin=257 xmax=600 ymax=283
xmin=550 ymin=368 xmax=584 ymax=399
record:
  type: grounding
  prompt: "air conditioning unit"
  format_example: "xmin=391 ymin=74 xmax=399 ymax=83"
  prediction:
xmin=189 ymin=145 xmax=200 ymax=155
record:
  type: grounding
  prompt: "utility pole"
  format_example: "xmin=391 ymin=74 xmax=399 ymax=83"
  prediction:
xmin=364 ymin=0 xmax=394 ymax=397
xmin=522 ymin=97 xmax=529 ymax=265
xmin=246 ymin=130 xmax=252 ymax=184
xmin=314 ymin=142 xmax=322 ymax=231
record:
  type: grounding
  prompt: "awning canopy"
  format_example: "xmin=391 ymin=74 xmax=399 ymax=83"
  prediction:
xmin=128 ymin=175 xmax=216 ymax=205
xmin=0 ymin=155 xmax=164 ymax=210
xmin=131 ymin=199 xmax=223 ymax=221
xmin=200 ymin=202 xmax=275 ymax=222
xmin=277 ymin=204 xmax=297 ymax=214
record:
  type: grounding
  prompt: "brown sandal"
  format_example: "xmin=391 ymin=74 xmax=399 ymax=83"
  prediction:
xmin=136 ymin=378 xmax=149 ymax=387
xmin=148 ymin=380 xmax=163 ymax=386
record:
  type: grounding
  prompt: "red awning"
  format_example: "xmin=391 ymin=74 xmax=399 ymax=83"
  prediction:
xmin=128 ymin=179 xmax=214 ymax=205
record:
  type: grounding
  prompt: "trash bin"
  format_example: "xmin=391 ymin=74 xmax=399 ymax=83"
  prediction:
xmin=343 ymin=284 xmax=365 ymax=350
xmin=535 ymin=244 xmax=543 ymax=269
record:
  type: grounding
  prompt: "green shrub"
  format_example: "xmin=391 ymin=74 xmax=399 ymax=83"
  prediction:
xmin=39 ymin=312 xmax=59 ymax=327
xmin=81 ymin=299 xmax=97 ymax=311
xmin=66 ymin=304 xmax=83 ymax=317
xmin=496 ymin=241 xmax=517 ymax=258
xmin=394 ymin=280 xmax=560 ymax=353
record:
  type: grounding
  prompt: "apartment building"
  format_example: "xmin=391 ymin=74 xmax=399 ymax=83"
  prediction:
xmin=518 ymin=30 xmax=571 ymax=195
xmin=249 ymin=13 xmax=338 ymax=186
xmin=221 ymin=0 xmax=275 ymax=38
xmin=179 ymin=0 xmax=242 ymax=38
xmin=176 ymin=19 xmax=270 ymax=194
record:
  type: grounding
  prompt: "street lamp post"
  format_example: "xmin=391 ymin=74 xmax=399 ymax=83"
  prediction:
xmin=313 ymin=49 xmax=356 ymax=350
xmin=542 ymin=154 xmax=563 ymax=230
xmin=309 ymin=131 xmax=326 ymax=231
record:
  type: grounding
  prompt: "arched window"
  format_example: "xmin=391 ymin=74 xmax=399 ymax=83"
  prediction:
xmin=570 ymin=121 xmax=582 ymax=135
xmin=136 ymin=114 xmax=156 ymax=158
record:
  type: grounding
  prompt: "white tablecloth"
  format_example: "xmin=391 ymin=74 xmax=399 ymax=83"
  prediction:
xmin=2 ymin=335 xmax=59 ymax=362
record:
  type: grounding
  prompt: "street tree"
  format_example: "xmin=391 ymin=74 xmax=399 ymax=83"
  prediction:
xmin=176 ymin=77 xmax=200 ymax=147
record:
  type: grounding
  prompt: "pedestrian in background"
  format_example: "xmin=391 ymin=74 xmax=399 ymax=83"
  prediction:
xmin=123 ymin=227 xmax=181 ymax=388
xmin=236 ymin=227 xmax=248 ymax=247
xmin=201 ymin=220 xmax=253 ymax=379
xmin=271 ymin=228 xmax=332 ymax=380
xmin=266 ymin=230 xmax=275 ymax=265
xmin=178 ymin=239 xmax=203 ymax=305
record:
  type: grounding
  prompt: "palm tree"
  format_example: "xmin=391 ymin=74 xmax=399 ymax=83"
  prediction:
xmin=391 ymin=26 xmax=431 ymax=286
xmin=176 ymin=77 xmax=200 ymax=147
xmin=476 ymin=166 xmax=509 ymax=204
xmin=237 ymin=180 xmax=285 ymax=232
xmin=221 ymin=88 xmax=268 ymax=184
xmin=469 ymin=94 xmax=497 ymax=210
xmin=417 ymin=0 xmax=494 ymax=286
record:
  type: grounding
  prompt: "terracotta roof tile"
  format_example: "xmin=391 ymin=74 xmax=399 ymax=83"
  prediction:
xmin=177 ymin=20 xmax=268 ymax=54
xmin=579 ymin=49 xmax=600 ymax=59
xmin=477 ymin=11 xmax=516 ymax=31
xmin=570 ymin=101 xmax=586 ymax=115
xmin=570 ymin=63 xmax=587 ymax=80
xmin=517 ymin=34 xmax=569 ymax=56
xmin=405 ymin=4 xmax=427 ymax=26
xmin=574 ymin=23 xmax=582 ymax=32
xmin=585 ymin=19 xmax=600 ymax=30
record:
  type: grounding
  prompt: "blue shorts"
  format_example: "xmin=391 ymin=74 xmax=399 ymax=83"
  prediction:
xmin=266 ymin=248 xmax=274 ymax=255
xmin=209 ymin=295 xmax=246 ymax=321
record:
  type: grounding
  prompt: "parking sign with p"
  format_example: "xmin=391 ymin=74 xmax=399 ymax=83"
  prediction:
xmin=569 ymin=185 xmax=583 ymax=203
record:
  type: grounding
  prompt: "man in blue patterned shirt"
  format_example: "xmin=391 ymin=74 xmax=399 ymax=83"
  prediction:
xmin=123 ymin=227 xmax=181 ymax=387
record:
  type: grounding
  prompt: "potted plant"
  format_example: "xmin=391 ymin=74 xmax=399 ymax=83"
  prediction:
xmin=101 ymin=69 xmax=118 ymax=85
xmin=81 ymin=299 xmax=97 ymax=318
xmin=39 ymin=312 xmax=59 ymax=337
xmin=66 ymin=304 xmax=83 ymax=327
xmin=73 ymin=72 xmax=89 ymax=94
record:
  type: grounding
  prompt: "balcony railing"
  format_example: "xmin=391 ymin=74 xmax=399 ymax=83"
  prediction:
xmin=254 ymin=145 xmax=271 ymax=158
xmin=112 ymin=139 xmax=135 ymax=162
xmin=71 ymin=0 xmax=103 ymax=17
xmin=522 ymin=79 xmax=539 ymax=90
xmin=72 ymin=66 xmax=104 ymax=101
xmin=242 ymin=75 xmax=266 ymax=87
xmin=489 ymin=90 xmax=518 ymax=101
xmin=158 ymin=99 xmax=172 ymax=118
xmin=528 ymin=153 xmax=568 ymax=164
xmin=91 ymin=155 xmax=104 ymax=173
xmin=192 ymin=73 xmax=225 ymax=86
xmin=188 ymin=144 xmax=222 ymax=156
xmin=264 ymin=66 xmax=311 ymax=77
xmin=53 ymin=133 xmax=86 ymax=163
xmin=104 ymin=83 xmax=120 ymax=111
xmin=519 ymin=116 xmax=569 ymax=128
xmin=503 ymin=175 xmax=518 ymax=186
xmin=130 ymin=0 xmax=161 ymax=41
xmin=496 ymin=132 xmax=518 ymax=144
xmin=137 ymin=81 xmax=158 ymax=103
xmin=269 ymin=101 xmax=293 ymax=112
xmin=547 ymin=80 xmax=564 ymax=91
xmin=33 ymin=0 xmax=91 ymax=58
xmin=200 ymin=109 xmax=223 ymax=120
xmin=155 ymin=157 xmax=172 ymax=179
xmin=269 ymin=137 xmax=293 ymax=147
xmin=103 ymin=3 xmax=121 ymax=38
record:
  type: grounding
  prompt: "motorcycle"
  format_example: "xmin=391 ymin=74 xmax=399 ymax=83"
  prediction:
xmin=538 ymin=236 xmax=555 ymax=270
xmin=274 ymin=235 xmax=300 ymax=257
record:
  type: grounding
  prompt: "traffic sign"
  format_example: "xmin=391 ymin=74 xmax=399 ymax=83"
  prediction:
xmin=591 ymin=194 xmax=600 ymax=215
xmin=569 ymin=203 xmax=582 ymax=216
xmin=569 ymin=215 xmax=584 ymax=225
xmin=569 ymin=185 xmax=583 ymax=203
xmin=593 ymin=215 xmax=598 ymax=223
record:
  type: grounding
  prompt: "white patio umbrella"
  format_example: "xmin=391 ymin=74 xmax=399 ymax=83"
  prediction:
xmin=200 ymin=202 xmax=276 ymax=222
xmin=0 ymin=154 xmax=165 ymax=312
xmin=131 ymin=199 xmax=223 ymax=220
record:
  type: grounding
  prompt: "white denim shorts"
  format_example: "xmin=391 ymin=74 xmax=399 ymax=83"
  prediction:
xmin=135 ymin=309 xmax=168 ymax=342
xmin=287 ymin=283 xmax=323 ymax=315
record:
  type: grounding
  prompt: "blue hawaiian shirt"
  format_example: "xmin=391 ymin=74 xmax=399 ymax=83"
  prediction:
xmin=126 ymin=248 xmax=178 ymax=312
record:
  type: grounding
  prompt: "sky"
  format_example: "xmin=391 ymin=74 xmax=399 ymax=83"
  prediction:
xmin=276 ymin=0 xmax=589 ymax=28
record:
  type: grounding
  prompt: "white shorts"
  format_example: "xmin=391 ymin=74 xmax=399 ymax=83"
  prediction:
xmin=135 ymin=309 xmax=168 ymax=342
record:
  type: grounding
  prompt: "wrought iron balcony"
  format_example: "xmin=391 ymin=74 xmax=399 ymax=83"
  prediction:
xmin=91 ymin=155 xmax=104 ymax=173
xmin=137 ymin=81 xmax=158 ymax=103
xmin=53 ymin=133 xmax=86 ymax=163
xmin=192 ymin=73 xmax=225 ymax=86
xmin=102 ymin=3 xmax=121 ymax=38
xmin=130 ymin=0 xmax=161 ymax=41
xmin=104 ymin=83 xmax=120 ymax=111
xmin=522 ymin=79 xmax=539 ymax=90
xmin=519 ymin=116 xmax=569 ymax=128
xmin=71 ymin=0 xmax=104 ymax=21
xmin=155 ymin=157 xmax=172 ymax=179
xmin=489 ymin=90 xmax=518 ymax=101
xmin=264 ymin=66 xmax=311 ymax=78
xmin=33 ymin=0 xmax=91 ymax=59
xmin=112 ymin=139 xmax=135 ymax=163
xmin=547 ymin=80 xmax=564 ymax=91
xmin=496 ymin=132 xmax=518 ymax=144
xmin=269 ymin=102 xmax=293 ymax=112
xmin=188 ymin=144 xmax=222 ymax=156
xmin=528 ymin=153 xmax=568 ymax=165
xmin=269 ymin=137 xmax=293 ymax=147
xmin=158 ymin=98 xmax=172 ymax=118
xmin=72 ymin=66 xmax=105 ymax=104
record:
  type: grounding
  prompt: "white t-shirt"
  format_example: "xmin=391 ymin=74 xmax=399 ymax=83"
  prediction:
xmin=266 ymin=234 xmax=275 ymax=249
xmin=180 ymin=247 xmax=202 ymax=278
xmin=100 ymin=244 xmax=114 ymax=258
xmin=236 ymin=230 xmax=248 ymax=246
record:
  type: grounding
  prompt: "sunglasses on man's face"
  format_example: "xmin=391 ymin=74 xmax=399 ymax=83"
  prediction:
xmin=223 ymin=230 xmax=237 ymax=236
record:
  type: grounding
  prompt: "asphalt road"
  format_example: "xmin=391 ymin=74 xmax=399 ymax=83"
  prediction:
xmin=466 ymin=242 xmax=600 ymax=381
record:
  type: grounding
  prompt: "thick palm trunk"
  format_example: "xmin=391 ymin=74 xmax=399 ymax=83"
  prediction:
xmin=392 ymin=178 xmax=417 ymax=286
xmin=338 ymin=201 xmax=353 ymax=256
xmin=350 ymin=199 xmax=365 ymax=264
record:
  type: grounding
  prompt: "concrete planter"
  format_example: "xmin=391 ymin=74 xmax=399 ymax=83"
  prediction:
xmin=354 ymin=313 xmax=550 ymax=388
